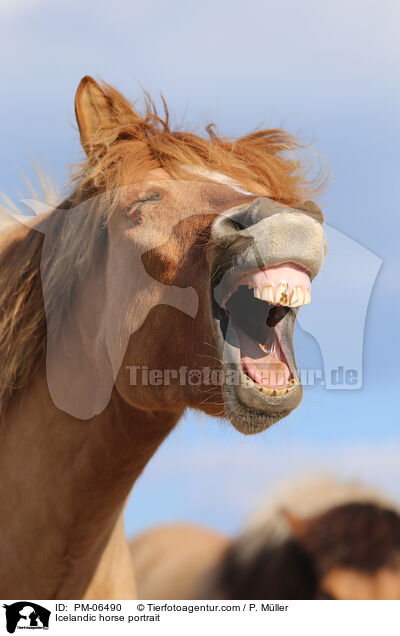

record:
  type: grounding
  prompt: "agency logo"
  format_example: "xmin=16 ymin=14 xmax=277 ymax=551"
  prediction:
xmin=12 ymin=183 xmax=381 ymax=419
xmin=2 ymin=603 xmax=50 ymax=633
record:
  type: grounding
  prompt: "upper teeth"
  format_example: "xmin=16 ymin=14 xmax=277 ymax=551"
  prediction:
xmin=252 ymin=282 xmax=310 ymax=307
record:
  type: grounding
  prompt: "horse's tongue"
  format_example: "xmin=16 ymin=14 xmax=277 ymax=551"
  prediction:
xmin=235 ymin=325 xmax=290 ymax=388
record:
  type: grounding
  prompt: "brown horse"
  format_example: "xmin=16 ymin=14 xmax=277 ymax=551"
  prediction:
xmin=130 ymin=477 xmax=400 ymax=600
xmin=0 ymin=77 xmax=326 ymax=599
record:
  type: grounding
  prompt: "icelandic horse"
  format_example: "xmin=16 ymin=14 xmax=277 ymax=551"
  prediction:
xmin=0 ymin=76 xmax=326 ymax=598
xmin=131 ymin=477 xmax=400 ymax=600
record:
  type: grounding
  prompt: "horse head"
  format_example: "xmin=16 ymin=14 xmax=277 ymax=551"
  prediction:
xmin=15 ymin=76 xmax=327 ymax=434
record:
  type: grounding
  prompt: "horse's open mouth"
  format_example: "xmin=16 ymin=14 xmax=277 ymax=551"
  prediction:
xmin=212 ymin=262 xmax=311 ymax=433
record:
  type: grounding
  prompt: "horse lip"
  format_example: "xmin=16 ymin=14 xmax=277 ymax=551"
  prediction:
xmin=224 ymin=365 xmax=303 ymax=434
xmin=229 ymin=405 xmax=298 ymax=434
xmin=273 ymin=314 xmax=299 ymax=385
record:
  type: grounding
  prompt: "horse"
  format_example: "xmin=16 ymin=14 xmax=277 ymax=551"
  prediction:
xmin=0 ymin=76 xmax=326 ymax=599
xmin=130 ymin=477 xmax=400 ymax=600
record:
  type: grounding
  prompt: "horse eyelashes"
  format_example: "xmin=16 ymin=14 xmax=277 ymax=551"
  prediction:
xmin=135 ymin=193 xmax=160 ymax=204
xmin=125 ymin=193 xmax=160 ymax=217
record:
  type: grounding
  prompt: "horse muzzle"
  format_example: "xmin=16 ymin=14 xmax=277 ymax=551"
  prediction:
xmin=209 ymin=196 xmax=327 ymax=435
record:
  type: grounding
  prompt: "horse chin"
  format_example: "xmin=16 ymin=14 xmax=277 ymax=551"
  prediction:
xmin=214 ymin=339 xmax=303 ymax=435
xmin=222 ymin=380 xmax=303 ymax=435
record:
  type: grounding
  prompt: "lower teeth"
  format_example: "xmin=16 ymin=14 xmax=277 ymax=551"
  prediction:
xmin=242 ymin=372 xmax=296 ymax=396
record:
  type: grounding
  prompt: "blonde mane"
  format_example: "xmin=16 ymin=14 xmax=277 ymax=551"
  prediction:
xmin=0 ymin=82 xmax=325 ymax=415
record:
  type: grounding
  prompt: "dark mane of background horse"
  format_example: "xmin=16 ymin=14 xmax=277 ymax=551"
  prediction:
xmin=213 ymin=501 xmax=400 ymax=599
xmin=130 ymin=478 xmax=400 ymax=600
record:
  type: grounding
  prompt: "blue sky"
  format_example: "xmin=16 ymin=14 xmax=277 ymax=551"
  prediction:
xmin=1 ymin=0 xmax=399 ymax=536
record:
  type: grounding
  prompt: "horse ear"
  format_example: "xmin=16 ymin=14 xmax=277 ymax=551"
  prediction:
xmin=282 ymin=509 xmax=309 ymax=537
xmin=75 ymin=76 xmax=118 ymax=155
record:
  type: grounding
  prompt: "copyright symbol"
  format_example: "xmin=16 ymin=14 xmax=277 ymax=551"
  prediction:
xmin=137 ymin=604 xmax=145 ymax=611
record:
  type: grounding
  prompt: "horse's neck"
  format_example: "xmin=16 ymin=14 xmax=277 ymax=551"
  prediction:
xmin=0 ymin=368 xmax=180 ymax=599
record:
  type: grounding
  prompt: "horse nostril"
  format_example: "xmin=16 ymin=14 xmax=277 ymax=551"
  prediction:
xmin=228 ymin=218 xmax=246 ymax=232
xmin=212 ymin=212 xmax=249 ymax=247
xmin=212 ymin=203 xmax=261 ymax=246
xmin=224 ymin=204 xmax=262 ymax=232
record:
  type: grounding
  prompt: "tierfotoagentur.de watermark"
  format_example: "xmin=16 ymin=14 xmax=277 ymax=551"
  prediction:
xmin=9 ymin=181 xmax=381 ymax=418
xmin=126 ymin=365 xmax=359 ymax=388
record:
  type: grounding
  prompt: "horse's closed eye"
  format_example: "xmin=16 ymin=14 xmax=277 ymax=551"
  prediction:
xmin=126 ymin=193 xmax=160 ymax=216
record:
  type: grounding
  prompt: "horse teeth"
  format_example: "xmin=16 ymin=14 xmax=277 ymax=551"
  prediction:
xmin=242 ymin=372 xmax=297 ymax=395
xmin=252 ymin=282 xmax=310 ymax=307
xmin=241 ymin=264 xmax=312 ymax=308
xmin=261 ymin=286 xmax=274 ymax=302
xmin=275 ymin=282 xmax=289 ymax=305
xmin=289 ymin=287 xmax=299 ymax=307
xmin=290 ymin=287 xmax=300 ymax=307
xmin=289 ymin=286 xmax=304 ymax=307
